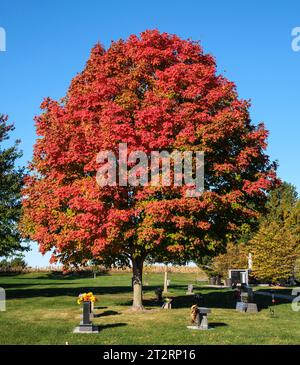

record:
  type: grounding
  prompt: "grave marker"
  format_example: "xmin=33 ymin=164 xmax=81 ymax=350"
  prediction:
xmin=74 ymin=301 xmax=99 ymax=333
xmin=162 ymin=298 xmax=173 ymax=309
xmin=155 ymin=287 xmax=163 ymax=302
xmin=0 ymin=287 xmax=5 ymax=312
xmin=186 ymin=284 xmax=194 ymax=295
xmin=187 ymin=305 xmax=212 ymax=330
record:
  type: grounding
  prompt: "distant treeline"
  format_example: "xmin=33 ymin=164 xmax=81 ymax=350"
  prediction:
xmin=0 ymin=261 xmax=206 ymax=277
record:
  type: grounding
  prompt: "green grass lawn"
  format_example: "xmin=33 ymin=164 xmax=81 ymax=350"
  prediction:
xmin=0 ymin=271 xmax=299 ymax=345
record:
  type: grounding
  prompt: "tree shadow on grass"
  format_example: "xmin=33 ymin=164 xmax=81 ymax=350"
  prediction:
xmin=4 ymin=285 xmax=133 ymax=299
xmin=33 ymin=271 xmax=111 ymax=280
xmin=98 ymin=323 xmax=127 ymax=331
xmin=94 ymin=310 xmax=120 ymax=318
xmin=254 ymin=288 xmax=294 ymax=297
xmin=209 ymin=322 xmax=228 ymax=328
xmin=122 ymin=288 xmax=237 ymax=310
xmin=121 ymin=287 xmax=285 ymax=311
xmin=0 ymin=282 xmax=75 ymax=289
xmin=0 ymin=272 xmax=22 ymax=277
xmin=83 ymin=323 xmax=127 ymax=332
xmin=1 ymin=275 xmax=154 ymax=299
xmin=0 ymin=271 xmax=111 ymax=280
xmin=175 ymin=287 xmax=288 ymax=311
xmin=2 ymin=279 xmax=290 ymax=312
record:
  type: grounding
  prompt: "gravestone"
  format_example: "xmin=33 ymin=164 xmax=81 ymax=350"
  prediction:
xmin=81 ymin=300 xmax=95 ymax=319
xmin=82 ymin=301 xmax=92 ymax=329
xmin=236 ymin=301 xmax=247 ymax=312
xmin=89 ymin=301 xmax=95 ymax=319
xmin=186 ymin=284 xmax=194 ymax=295
xmin=73 ymin=301 xmax=99 ymax=333
xmin=197 ymin=308 xmax=211 ymax=329
xmin=0 ymin=287 xmax=5 ymax=312
xmin=233 ymin=288 xmax=241 ymax=301
xmin=241 ymin=292 xmax=249 ymax=303
xmin=246 ymin=303 xmax=258 ymax=313
xmin=225 ymin=278 xmax=232 ymax=287
xmin=162 ymin=298 xmax=173 ymax=309
xmin=155 ymin=287 xmax=163 ymax=302
xmin=187 ymin=305 xmax=212 ymax=330
xmin=247 ymin=287 xmax=254 ymax=302
xmin=236 ymin=286 xmax=258 ymax=313
xmin=209 ymin=277 xmax=216 ymax=285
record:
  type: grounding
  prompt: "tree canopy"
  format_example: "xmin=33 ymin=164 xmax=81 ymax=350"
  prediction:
xmin=212 ymin=242 xmax=248 ymax=278
xmin=0 ymin=114 xmax=26 ymax=257
xmin=21 ymin=30 xmax=277 ymax=308
xmin=250 ymin=183 xmax=300 ymax=282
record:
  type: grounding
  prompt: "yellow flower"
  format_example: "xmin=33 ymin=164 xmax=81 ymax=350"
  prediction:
xmin=77 ymin=292 xmax=97 ymax=304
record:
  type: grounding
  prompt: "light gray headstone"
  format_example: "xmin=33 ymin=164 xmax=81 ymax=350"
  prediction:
xmin=186 ymin=284 xmax=194 ymax=294
xmin=246 ymin=303 xmax=258 ymax=313
xmin=236 ymin=301 xmax=247 ymax=312
xmin=0 ymin=287 xmax=6 ymax=312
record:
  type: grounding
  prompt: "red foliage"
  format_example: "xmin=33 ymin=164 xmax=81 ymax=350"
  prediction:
xmin=21 ymin=30 xmax=277 ymax=267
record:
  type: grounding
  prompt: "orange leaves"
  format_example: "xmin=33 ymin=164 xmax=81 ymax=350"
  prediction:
xmin=21 ymin=30 xmax=277 ymax=267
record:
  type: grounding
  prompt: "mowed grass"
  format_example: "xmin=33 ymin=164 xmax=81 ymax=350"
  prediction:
xmin=0 ymin=272 xmax=299 ymax=345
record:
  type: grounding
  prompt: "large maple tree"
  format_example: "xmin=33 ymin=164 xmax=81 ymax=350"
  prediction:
xmin=21 ymin=30 xmax=277 ymax=309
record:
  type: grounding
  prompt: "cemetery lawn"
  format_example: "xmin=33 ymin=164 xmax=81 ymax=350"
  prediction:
xmin=0 ymin=272 xmax=299 ymax=345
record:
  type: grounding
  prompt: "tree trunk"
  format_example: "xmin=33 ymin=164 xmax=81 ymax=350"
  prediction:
xmin=132 ymin=257 xmax=144 ymax=310
xmin=163 ymin=264 xmax=168 ymax=294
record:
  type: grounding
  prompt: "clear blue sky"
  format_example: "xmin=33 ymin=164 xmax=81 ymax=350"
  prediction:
xmin=0 ymin=0 xmax=299 ymax=266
